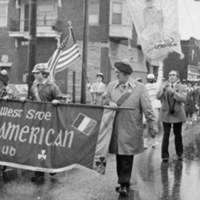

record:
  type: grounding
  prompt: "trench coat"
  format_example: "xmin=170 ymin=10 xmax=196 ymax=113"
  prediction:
xmin=103 ymin=77 xmax=156 ymax=155
xmin=156 ymin=83 xmax=186 ymax=123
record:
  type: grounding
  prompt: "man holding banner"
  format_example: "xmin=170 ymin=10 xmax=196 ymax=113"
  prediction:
xmin=0 ymin=70 xmax=16 ymax=178
xmin=102 ymin=59 xmax=158 ymax=196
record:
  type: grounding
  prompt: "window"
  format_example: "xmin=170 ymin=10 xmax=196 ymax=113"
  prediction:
xmin=0 ymin=4 xmax=7 ymax=27
xmin=112 ymin=2 xmax=122 ymax=24
xmin=89 ymin=0 xmax=99 ymax=25
xmin=37 ymin=5 xmax=55 ymax=26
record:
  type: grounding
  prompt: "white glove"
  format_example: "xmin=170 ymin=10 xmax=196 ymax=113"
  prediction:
xmin=2 ymin=96 xmax=9 ymax=101
xmin=87 ymin=83 xmax=91 ymax=89
xmin=52 ymin=99 xmax=60 ymax=105
xmin=20 ymin=97 xmax=26 ymax=102
xmin=109 ymin=102 xmax=118 ymax=108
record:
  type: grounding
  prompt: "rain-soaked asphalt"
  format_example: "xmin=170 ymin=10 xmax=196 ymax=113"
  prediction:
xmin=0 ymin=122 xmax=200 ymax=200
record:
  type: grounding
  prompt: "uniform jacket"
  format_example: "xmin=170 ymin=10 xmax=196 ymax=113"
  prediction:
xmin=30 ymin=79 xmax=63 ymax=102
xmin=156 ymin=83 xmax=186 ymax=123
xmin=103 ymin=77 xmax=156 ymax=155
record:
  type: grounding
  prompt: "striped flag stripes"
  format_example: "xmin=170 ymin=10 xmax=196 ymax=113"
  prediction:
xmin=48 ymin=49 xmax=62 ymax=82
xmin=55 ymin=35 xmax=80 ymax=73
xmin=47 ymin=28 xmax=81 ymax=81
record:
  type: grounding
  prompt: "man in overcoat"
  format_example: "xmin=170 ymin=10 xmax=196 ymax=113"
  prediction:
xmin=156 ymin=70 xmax=186 ymax=163
xmin=102 ymin=59 xmax=157 ymax=195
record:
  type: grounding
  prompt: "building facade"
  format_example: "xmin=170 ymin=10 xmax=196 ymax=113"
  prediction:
xmin=163 ymin=37 xmax=200 ymax=82
xmin=0 ymin=0 xmax=147 ymax=101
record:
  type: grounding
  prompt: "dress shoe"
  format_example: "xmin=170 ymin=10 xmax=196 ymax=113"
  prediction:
xmin=118 ymin=186 xmax=129 ymax=196
xmin=162 ymin=158 xmax=168 ymax=163
xmin=144 ymin=144 xmax=148 ymax=149
xmin=115 ymin=186 xmax=120 ymax=192
xmin=31 ymin=175 xmax=45 ymax=183
xmin=178 ymin=156 xmax=183 ymax=161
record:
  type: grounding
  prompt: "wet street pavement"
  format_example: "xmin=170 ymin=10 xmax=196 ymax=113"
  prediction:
xmin=0 ymin=122 xmax=200 ymax=200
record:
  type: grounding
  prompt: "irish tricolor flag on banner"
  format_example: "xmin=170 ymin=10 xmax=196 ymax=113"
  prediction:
xmin=72 ymin=113 xmax=97 ymax=136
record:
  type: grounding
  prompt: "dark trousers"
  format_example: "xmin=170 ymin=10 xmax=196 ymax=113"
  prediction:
xmin=116 ymin=154 xmax=134 ymax=188
xmin=35 ymin=171 xmax=44 ymax=177
xmin=162 ymin=122 xmax=183 ymax=159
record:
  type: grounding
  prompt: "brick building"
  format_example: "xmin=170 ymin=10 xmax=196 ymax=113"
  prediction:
xmin=163 ymin=38 xmax=200 ymax=81
xmin=0 ymin=0 xmax=147 ymax=101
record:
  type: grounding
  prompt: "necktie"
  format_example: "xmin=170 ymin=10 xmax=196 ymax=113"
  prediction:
xmin=122 ymin=85 xmax=126 ymax=90
xmin=120 ymin=84 xmax=126 ymax=92
xmin=168 ymin=84 xmax=176 ymax=114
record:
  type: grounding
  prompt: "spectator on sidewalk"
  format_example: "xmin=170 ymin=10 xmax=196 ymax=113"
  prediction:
xmin=102 ymin=59 xmax=157 ymax=196
xmin=143 ymin=63 xmax=163 ymax=149
xmin=185 ymin=81 xmax=195 ymax=125
xmin=156 ymin=70 xmax=186 ymax=163
xmin=193 ymin=80 xmax=200 ymax=120
xmin=87 ymin=72 xmax=106 ymax=105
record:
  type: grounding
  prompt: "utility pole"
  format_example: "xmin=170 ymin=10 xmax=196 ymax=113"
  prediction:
xmin=27 ymin=0 xmax=37 ymax=97
xmin=80 ymin=0 xmax=89 ymax=104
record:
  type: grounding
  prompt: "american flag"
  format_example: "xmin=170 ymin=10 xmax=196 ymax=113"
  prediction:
xmin=48 ymin=28 xmax=81 ymax=81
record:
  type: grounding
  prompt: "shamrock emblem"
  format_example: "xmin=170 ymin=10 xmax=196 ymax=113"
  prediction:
xmin=38 ymin=150 xmax=47 ymax=161
xmin=95 ymin=157 xmax=106 ymax=169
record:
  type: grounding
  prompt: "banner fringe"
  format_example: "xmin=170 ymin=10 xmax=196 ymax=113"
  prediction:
xmin=0 ymin=161 xmax=100 ymax=175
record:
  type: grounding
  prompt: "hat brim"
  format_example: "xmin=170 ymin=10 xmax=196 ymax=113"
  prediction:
xmin=32 ymin=69 xmax=40 ymax=73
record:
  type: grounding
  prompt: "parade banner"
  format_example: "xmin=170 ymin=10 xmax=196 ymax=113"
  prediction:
xmin=0 ymin=100 xmax=115 ymax=174
xmin=126 ymin=0 xmax=183 ymax=62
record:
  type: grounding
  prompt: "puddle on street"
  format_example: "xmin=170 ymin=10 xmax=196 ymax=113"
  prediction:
xmin=132 ymin=138 xmax=200 ymax=200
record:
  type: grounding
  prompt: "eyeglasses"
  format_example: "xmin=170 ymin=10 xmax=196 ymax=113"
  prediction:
xmin=169 ymin=74 xmax=176 ymax=77
xmin=33 ymin=72 xmax=40 ymax=75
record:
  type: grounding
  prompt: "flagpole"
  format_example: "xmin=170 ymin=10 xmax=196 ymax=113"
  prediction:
xmin=27 ymin=0 xmax=37 ymax=97
xmin=68 ymin=21 xmax=94 ymax=102
xmin=81 ymin=0 xmax=89 ymax=104
xmin=68 ymin=21 xmax=89 ymax=82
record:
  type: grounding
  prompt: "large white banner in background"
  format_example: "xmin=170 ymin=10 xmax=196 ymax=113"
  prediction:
xmin=126 ymin=0 xmax=183 ymax=62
